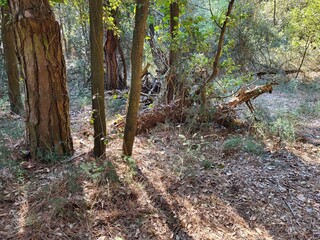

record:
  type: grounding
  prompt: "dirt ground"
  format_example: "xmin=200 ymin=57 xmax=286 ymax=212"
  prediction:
xmin=0 ymin=80 xmax=319 ymax=240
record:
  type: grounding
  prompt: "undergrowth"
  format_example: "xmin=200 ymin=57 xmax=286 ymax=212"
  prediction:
xmin=0 ymin=113 xmax=25 ymax=182
xmin=251 ymin=78 xmax=320 ymax=144
xmin=223 ymin=135 xmax=265 ymax=155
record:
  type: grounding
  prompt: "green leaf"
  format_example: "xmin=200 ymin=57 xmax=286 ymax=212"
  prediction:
xmin=0 ymin=0 xmax=7 ymax=7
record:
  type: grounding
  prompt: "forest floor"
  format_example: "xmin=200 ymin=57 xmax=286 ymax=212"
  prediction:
xmin=0 ymin=78 xmax=319 ymax=240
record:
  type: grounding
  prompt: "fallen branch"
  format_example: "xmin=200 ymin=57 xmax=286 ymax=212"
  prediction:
xmin=115 ymin=99 xmax=191 ymax=134
xmin=254 ymin=69 xmax=303 ymax=78
xmin=116 ymin=82 xmax=276 ymax=134
xmin=226 ymin=82 xmax=277 ymax=110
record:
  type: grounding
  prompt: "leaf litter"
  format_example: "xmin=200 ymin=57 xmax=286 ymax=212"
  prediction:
xmin=0 ymin=89 xmax=319 ymax=239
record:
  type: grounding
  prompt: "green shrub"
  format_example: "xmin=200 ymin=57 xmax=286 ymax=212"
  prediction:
xmin=223 ymin=135 xmax=264 ymax=155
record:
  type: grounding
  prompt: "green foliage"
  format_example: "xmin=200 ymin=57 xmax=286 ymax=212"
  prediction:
xmin=103 ymin=0 xmax=121 ymax=34
xmin=51 ymin=0 xmax=65 ymax=3
xmin=272 ymin=116 xmax=296 ymax=142
xmin=223 ymin=135 xmax=264 ymax=155
xmin=289 ymin=0 xmax=320 ymax=44
xmin=80 ymin=161 xmax=118 ymax=183
xmin=123 ymin=155 xmax=137 ymax=172
xmin=296 ymin=101 xmax=320 ymax=117
xmin=106 ymin=95 xmax=127 ymax=115
xmin=253 ymin=111 xmax=297 ymax=143
xmin=0 ymin=114 xmax=25 ymax=183
xmin=80 ymin=162 xmax=104 ymax=182
xmin=223 ymin=135 xmax=242 ymax=149
xmin=36 ymin=148 xmax=67 ymax=163
xmin=0 ymin=0 xmax=7 ymax=7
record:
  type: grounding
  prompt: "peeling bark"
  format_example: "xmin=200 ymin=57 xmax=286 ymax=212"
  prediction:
xmin=105 ymin=29 xmax=119 ymax=90
xmin=9 ymin=0 xmax=73 ymax=159
xmin=104 ymin=3 xmax=126 ymax=90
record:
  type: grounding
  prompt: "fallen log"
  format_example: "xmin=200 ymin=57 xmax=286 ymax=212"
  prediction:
xmin=115 ymin=99 xmax=191 ymax=134
xmin=115 ymin=82 xmax=277 ymax=134
xmin=254 ymin=69 xmax=303 ymax=78
xmin=225 ymin=82 xmax=276 ymax=110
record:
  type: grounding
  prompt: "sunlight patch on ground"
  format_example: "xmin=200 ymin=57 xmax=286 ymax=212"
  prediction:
xmin=173 ymin=189 xmax=274 ymax=239
xmin=17 ymin=186 xmax=29 ymax=236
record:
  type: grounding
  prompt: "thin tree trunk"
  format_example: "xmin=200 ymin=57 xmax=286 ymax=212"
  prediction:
xmin=117 ymin=43 xmax=127 ymax=88
xmin=273 ymin=0 xmax=277 ymax=26
xmin=166 ymin=0 xmax=179 ymax=103
xmin=1 ymin=7 xmax=23 ymax=115
xmin=9 ymin=0 xmax=73 ymax=159
xmin=202 ymin=0 xmax=235 ymax=106
xmin=89 ymin=0 xmax=107 ymax=157
xmin=295 ymin=37 xmax=310 ymax=79
xmin=148 ymin=23 xmax=168 ymax=74
xmin=123 ymin=0 xmax=149 ymax=156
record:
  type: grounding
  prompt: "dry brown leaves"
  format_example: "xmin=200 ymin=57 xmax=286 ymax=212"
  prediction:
xmin=1 ymin=87 xmax=319 ymax=239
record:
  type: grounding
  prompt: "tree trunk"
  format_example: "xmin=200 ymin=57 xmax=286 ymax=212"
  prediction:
xmin=123 ymin=0 xmax=149 ymax=156
xmin=89 ymin=0 xmax=107 ymax=157
xmin=117 ymin=43 xmax=127 ymax=88
xmin=105 ymin=29 xmax=120 ymax=90
xmin=57 ymin=4 xmax=68 ymax=58
xmin=273 ymin=0 xmax=277 ymax=26
xmin=1 ymin=7 xmax=23 ymax=115
xmin=104 ymin=2 xmax=126 ymax=90
xmin=148 ymin=23 xmax=168 ymax=74
xmin=9 ymin=0 xmax=73 ymax=159
xmin=166 ymin=0 xmax=179 ymax=103
xmin=202 ymin=0 xmax=235 ymax=106
xmin=295 ymin=36 xmax=310 ymax=79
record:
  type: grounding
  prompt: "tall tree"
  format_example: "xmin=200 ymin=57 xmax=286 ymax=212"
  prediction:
xmin=104 ymin=1 xmax=126 ymax=90
xmin=1 ymin=7 xmax=23 ymax=115
xmin=8 ymin=0 xmax=73 ymax=159
xmin=123 ymin=0 xmax=149 ymax=156
xmin=165 ymin=0 xmax=179 ymax=103
xmin=89 ymin=0 xmax=107 ymax=157
xmin=166 ymin=0 xmax=179 ymax=103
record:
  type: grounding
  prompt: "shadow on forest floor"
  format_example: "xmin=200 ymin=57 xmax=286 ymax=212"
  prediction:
xmin=0 ymin=80 xmax=320 ymax=239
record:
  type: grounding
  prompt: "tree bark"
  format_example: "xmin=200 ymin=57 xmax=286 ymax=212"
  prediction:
xmin=166 ymin=0 xmax=179 ymax=103
xmin=89 ymin=0 xmax=107 ymax=157
xmin=9 ymin=0 xmax=73 ymax=159
xmin=1 ymin=7 xmax=23 ymax=115
xmin=123 ymin=0 xmax=149 ymax=156
xmin=105 ymin=29 xmax=119 ymax=90
xmin=104 ymin=2 xmax=126 ymax=90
